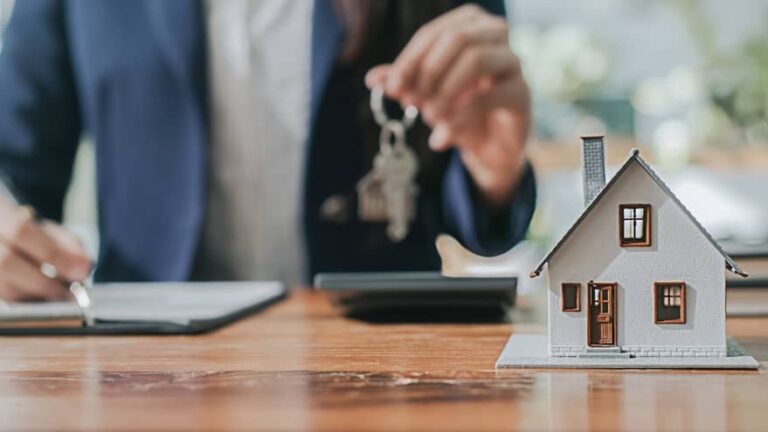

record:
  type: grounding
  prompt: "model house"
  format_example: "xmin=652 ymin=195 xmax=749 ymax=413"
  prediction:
xmin=530 ymin=137 xmax=747 ymax=358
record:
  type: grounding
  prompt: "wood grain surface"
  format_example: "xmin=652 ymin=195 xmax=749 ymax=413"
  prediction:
xmin=0 ymin=289 xmax=766 ymax=431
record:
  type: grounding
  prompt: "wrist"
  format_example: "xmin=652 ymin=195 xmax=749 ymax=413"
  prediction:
xmin=467 ymin=154 xmax=527 ymax=209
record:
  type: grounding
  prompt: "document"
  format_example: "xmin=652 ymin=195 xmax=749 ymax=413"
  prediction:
xmin=0 ymin=281 xmax=286 ymax=334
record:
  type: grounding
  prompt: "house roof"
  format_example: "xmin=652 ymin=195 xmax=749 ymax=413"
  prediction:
xmin=530 ymin=149 xmax=747 ymax=279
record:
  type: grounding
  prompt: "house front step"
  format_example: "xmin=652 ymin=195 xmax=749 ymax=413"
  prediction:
xmin=578 ymin=347 xmax=632 ymax=359
xmin=585 ymin=346 xmax=622 ymax=353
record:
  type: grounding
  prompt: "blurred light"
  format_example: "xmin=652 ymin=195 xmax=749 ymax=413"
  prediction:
xmin=653 ymin=120 xmax=691 ymax=169
xmin=632 ymin=66 xmax=705 ymax=116
xmin=511 ymin=24 xmax=609 ymax=101
xmin=674 ymin=172 xmax=767 ymax=243
xmin=668 ymin=67 xmax=704 ymax=105
xmin=576 ymin=115 xmax=607 ymax=138
xmin=632 ymin=78 xmax=670 ymax=116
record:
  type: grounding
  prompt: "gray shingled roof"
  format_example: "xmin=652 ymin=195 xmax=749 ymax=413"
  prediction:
xmin=530 ymin=149 xmax=747 ymax=278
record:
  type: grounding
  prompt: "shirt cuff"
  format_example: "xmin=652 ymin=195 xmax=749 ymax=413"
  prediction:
xmin=442 ymin=152 xmax=537 ymax=256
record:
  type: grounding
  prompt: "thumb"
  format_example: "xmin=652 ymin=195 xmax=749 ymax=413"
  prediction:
xmin=365 ymin=64 xmax=392 ymax=90
xmin=40 ymin=222 xmax=91 ymax=281
xmin=428 ymin=123 xmax=455 ymax=152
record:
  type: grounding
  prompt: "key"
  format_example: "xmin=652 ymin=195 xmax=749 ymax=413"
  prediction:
xmin=357 ymin=149 xmax=390 ymax=222
xmin=382 ymin=146 xmax=418 ymax=241
xmin=379 ymin=122 xmax=419 ymax=241
xmin=357 ymin=86 xmax=421 ymax=241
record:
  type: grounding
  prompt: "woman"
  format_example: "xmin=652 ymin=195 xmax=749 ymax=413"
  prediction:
xmin=0 ymin=0 xmax=534 ymax=301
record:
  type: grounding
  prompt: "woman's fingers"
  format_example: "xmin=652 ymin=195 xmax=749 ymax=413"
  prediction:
xmin=0 ymin=207 xmax=90 ymax=282
xmin=365 ymin=64 xmax=391 ymax=89
xmin=415 ymin=17 xmax=507 ymax=99
xmin=387 ymin=5 xmax=486 ymax=100
xmin=0 ymin=203 xmax=91 ymax=302
xmin=428 ymin=78 xmax=529 ymax=152
xmin=368 ymin=5 xmax=518 ymax=125
xmin=0 ymin=243 xmax=70 ymax=301
xmin=41 ymin=221 xmax=90 ymax=269
xmin=451 ymin=78 xmax=528 ymax=133
xmin=426 ymin=45 xmax=521 ymax=120
xmin=428 ymin=123 xmax=453 ymax=152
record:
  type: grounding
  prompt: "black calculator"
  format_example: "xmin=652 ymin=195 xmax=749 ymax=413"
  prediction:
xmin=314 ymin=272 xmax=517 ymax=323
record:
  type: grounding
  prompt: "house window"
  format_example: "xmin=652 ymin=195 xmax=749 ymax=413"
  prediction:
xmin=655 ymin=282 xmax=686 ymax=324
xmin=619 ymin=204 xmax=651 ymax=247
xmin=561 ymin=283 xmax=580 ymax=312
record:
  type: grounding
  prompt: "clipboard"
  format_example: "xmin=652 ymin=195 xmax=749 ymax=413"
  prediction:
xmin=0 ymin=281 xmax=287 ymax=335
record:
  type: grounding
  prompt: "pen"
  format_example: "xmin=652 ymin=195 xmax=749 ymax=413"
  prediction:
xmin=1 ymin=173 xmax=95 ymax=326
xmin=69 ymin=278 xmax=95 ymax=327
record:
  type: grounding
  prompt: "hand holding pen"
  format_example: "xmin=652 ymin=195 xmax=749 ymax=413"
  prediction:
xmin=0 ymin=182 xmax=91 ymax=302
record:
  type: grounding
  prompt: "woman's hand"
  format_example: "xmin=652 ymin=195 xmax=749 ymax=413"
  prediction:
xmin=0 ymin=196 xmax=91 ymax=302
xmin=365 ymin=4 xmax=530 ymax=207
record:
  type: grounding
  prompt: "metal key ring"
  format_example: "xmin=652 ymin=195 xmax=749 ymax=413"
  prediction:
xmin=378 ymin=120 xmax=407 ymax=153
xmin=370 ymin=86 xmax=419 ymax=129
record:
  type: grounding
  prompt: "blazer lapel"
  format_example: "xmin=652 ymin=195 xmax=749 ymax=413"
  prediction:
xmin=310 ymin=0 xmax=344 ymax=126
xmin=144 ymin=0 xmax=208 ymax=280
xmin=146 ymin=0 xmax=208 ymax=117
xmin=147 ymin=0 xmax=339 ymax=139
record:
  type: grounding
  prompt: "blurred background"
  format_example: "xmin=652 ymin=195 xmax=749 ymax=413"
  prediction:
xmin=1 ymin=0 xmax=767 ymax=284
xmin=513 ymin=0 xmax=768 ymax=256
xmin=508 ymin=0 xmax=768 ymax=289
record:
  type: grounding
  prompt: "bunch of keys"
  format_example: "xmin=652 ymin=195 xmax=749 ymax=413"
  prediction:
xmin=356 ymin=86 xmax=420 ymax=242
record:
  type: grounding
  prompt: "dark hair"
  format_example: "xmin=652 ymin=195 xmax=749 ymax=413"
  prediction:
xmin=357 ymin=1 xmax=452 ymax=63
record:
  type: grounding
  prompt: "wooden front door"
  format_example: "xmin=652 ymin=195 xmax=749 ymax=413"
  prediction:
xmin=588 ymin=282 xmax=617 ymax=346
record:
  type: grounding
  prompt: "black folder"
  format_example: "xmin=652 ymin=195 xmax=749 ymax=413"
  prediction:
xmin=0 ymin=281 xmax=287 ymax=335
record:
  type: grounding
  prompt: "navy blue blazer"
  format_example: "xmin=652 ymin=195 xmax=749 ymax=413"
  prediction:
xmin=0 ymin=0 xmax=535 ymax=282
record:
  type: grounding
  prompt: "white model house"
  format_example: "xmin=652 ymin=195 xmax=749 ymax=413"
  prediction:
xmin=530 ymin=137 xmax=747 ymax=358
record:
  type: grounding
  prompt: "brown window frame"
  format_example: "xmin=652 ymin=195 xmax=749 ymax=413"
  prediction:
xmin=654 ymin=282 xmax=686 ymax=324
xmin=619 ymin=204 xmax=651 ymax=247
xmin=561 ymin=283 xmax=581 ymax=312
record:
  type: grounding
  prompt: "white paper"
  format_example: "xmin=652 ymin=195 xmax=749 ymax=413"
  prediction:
xmin=0 ymin=281 xmax=285 ymax=326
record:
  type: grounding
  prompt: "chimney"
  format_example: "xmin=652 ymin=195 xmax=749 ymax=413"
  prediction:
xmin=581 ymin=136 xmax=606 ymax=206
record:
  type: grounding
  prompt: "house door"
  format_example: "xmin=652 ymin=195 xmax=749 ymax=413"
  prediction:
xmin=588 ymin=282 xmax=617 ymax=346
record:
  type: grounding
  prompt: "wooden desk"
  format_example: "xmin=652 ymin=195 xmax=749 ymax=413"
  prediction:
xmin=1 ymin=290 xmax=766 ymax=431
